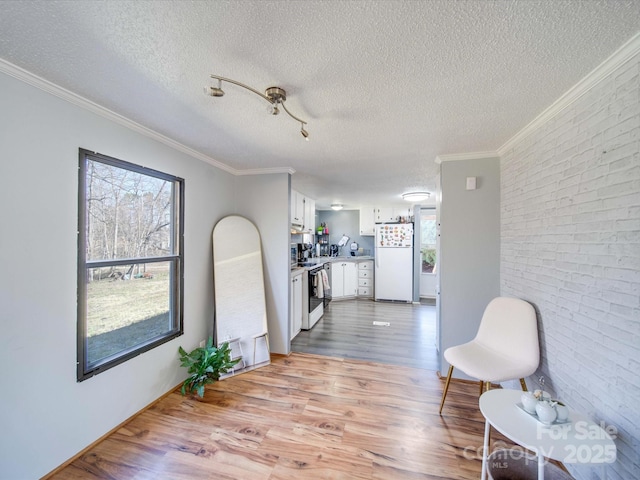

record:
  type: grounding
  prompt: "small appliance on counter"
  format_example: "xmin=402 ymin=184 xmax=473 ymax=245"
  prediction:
xmin=296 ymin=242 xmax=314 ymax=262
xmin=330 ymin=235 xmax=350 ymax=257
xmin=350 ymin=242 xmax=358 ymax=256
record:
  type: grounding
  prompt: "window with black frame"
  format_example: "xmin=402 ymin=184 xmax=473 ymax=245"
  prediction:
xmin=77 ymin=149 xmax=184 ymax=381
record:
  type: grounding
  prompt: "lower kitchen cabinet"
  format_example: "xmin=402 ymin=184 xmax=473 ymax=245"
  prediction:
xmin=357 ymin=260 xmax=374 ymax=297
xmin=290 ymin=272 xmax=303 ymax=339
xmin=331 ymin=261 xmax=358 ymax=299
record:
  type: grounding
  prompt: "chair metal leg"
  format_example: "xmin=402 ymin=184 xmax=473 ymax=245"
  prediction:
xmin=483 ymin=380 xmax=492 ymax=457
xmin=439 ymin=365 xmax=454 ymax=415
xmin=519 ymin=378 xmax=528 ymax=391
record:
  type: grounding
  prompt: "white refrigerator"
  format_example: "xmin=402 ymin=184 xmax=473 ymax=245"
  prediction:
xmin=374 ymin=223 xmax=414 ymax=302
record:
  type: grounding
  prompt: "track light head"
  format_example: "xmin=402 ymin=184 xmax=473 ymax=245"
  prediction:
xmin=268 ymin=103 xmax=280 ymax=115
xmin=209 ymin=87 xmax=224 ymax=97
xmin=209 ymin=79 xmax=225 ymax=97
xmin=300 ymin=125 xmax=309 ymax=140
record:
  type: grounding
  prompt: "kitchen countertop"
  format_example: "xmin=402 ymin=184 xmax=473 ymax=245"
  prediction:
xmin=292 ymin=256 xmax=374 ymax=271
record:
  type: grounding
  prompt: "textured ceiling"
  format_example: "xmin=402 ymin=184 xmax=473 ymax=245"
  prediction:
xmin=1 ymin=0 xmax=639 ymax=208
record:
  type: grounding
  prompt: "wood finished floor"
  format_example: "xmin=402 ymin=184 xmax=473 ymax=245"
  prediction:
xmin=292 ymin=298 xmax=438 ymax=370
xmin=50 ymin=353 xmax=517 ymax=480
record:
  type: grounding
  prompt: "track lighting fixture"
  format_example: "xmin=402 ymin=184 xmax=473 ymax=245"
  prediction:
xmin=208 ymin=75 xmax=308 ymax=140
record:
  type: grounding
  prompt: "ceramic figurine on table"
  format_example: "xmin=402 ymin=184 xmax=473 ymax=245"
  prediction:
xmin=554 ymin=401 xmax=569 ymax=422
xmin=521 ymin=391 xmax=538 ymax=414
xmin=535 ymin=401 xmax=558 ymax=425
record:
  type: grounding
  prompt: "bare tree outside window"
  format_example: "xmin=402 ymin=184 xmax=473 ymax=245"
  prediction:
xmin=78 ymin=149 xmax=184 ymax=381
xmin=420 ymin=210 xmax=437 ymax=274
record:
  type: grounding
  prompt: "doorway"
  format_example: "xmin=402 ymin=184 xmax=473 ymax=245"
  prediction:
xmin=419 ymin=208 xmax=437 ymax=299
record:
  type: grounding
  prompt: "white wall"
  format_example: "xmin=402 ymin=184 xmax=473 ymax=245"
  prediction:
xmin=420 ymin=273 xmax=437 ymax=298
xmin=0 ymin=69 xmax=288 ymax=478
xmin=235 ymin=174 xmax=290 ymax=355
xmin=500 ymin=50 xmax=639 ymax=480
xmin=437 ymin=157 xmax=501 ymax=378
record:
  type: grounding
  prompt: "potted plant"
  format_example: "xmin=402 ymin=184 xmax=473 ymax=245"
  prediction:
xmin=178 ymin=337 xmax=241 ymax=398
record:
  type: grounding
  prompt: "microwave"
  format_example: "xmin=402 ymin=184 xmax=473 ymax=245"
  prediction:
xmin=290 ymin=244 xmax=298 ymax=267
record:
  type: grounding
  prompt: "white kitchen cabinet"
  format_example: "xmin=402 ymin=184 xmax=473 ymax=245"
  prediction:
xmin=357 ymin=260 xmax=374 ymax=297
xmin=331 ymin=261 xmax=358 ymax=299
xmin=304 ymin=196 xmax=316 ymax=233
xmin=374 ymin=206 xmax=414 ymax=223
xmin=359 ymin=206 xmax=375 ymax=235
xmin=374 ymin=207 xmax=395 ymax=223
xmin=290 ymin=272 xmax=303 ymax=340
xmin=291 ymin=189 xmax=316 ymax=232
xmin=291 ymin=189 xmax=305 ymax=227
xmin=394 ymin=206 xmax=413 ymax=222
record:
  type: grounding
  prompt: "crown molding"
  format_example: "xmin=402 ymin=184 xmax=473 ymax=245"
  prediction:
xmin=435 ymin=151 xmax=499 ymax=164
xmin=0 ymin=58 xmax=294 ymax=178
xmin=236 ymin=166 xmax=296 ymax=175
xmin=498 ymin=31 xmax=640 ymax=155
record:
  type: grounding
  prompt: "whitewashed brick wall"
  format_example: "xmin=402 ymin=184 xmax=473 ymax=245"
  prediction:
xmin=501 ymin=51 xmax=639 ymax=480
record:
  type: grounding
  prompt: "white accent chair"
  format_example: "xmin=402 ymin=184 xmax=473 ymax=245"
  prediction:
xmin=439 ymin=297 xmax=539 ymax=414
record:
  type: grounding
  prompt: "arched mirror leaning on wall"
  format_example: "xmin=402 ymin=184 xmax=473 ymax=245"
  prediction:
xmin=212 ymin=215 xmax=270 ymax=375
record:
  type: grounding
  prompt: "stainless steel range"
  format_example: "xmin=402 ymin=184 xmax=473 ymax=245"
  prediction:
xmin=302 ymin=263 xmax=331 ymax=330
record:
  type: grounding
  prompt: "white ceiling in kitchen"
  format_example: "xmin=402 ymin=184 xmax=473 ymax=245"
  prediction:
xmin=1 ymin=0 xmax=639 ymax=208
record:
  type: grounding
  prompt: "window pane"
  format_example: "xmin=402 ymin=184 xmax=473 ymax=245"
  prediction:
xmin=85 ymin=262 xmax=175 ymax=366
xmin=421 ymin=213 xmax=436 ymax=245
xmin=420 ymin=210 xmax=437 ymax=274
xmin=85 ymin=160 xmax=173 ymax=262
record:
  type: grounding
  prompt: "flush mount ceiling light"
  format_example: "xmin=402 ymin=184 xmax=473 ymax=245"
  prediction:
xmin=208 ymin=75 xmax=309 ymax=141
xmin=402 ymin=191 xmax=430 ymax=202
xmin=331 ymin=204 xmax=344 ymax=211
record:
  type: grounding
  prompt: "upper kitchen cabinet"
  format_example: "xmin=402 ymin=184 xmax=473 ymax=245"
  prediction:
xmin=291 ymin=189 xmax=305 ymax=228
xmin=304 ymin=196 xmax=316 ymax=233
xmin=359 ymin=206 xmax=375 ymax=236
xmin=393 ymin=206 xmax=413 ymax=222
xmin=375 ymin=207 xmax=395 ymax=223
xmin=374 ymin=206 xmax=413 ymax=224
xmin=291 ymin=189 xmax=316 ymax=233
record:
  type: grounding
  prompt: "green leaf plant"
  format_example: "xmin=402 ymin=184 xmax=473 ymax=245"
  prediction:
xmin=178 ymin=337 xmax=241 ymax=398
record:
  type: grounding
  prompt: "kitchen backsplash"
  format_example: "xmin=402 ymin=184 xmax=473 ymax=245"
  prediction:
xmin=291 ymin=210 xmax=378 ymax=257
